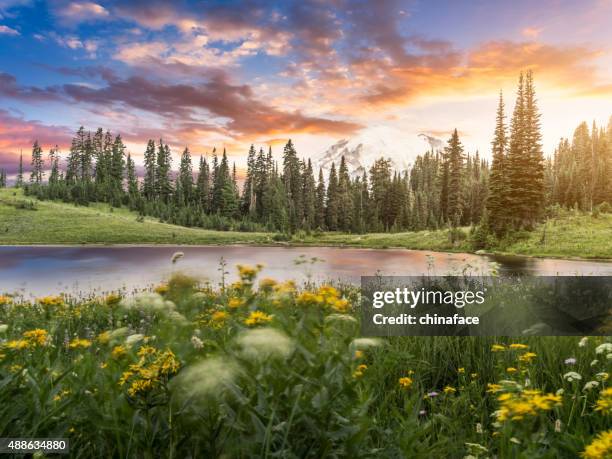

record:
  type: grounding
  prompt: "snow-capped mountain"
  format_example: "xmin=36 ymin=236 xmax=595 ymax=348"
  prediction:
xmin=315 ymin=126 xmax=444 ymax=176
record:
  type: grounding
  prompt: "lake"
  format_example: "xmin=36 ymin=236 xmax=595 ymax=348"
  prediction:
xmin=1 ymin=245 xmax=612 ymax=297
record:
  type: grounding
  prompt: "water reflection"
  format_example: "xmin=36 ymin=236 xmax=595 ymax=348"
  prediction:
xmin=1 ymin=245 xmax=611 ymax=297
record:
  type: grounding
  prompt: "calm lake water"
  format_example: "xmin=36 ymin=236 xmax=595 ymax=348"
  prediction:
xmin=1 ymin=245 xmax=612 ymax=297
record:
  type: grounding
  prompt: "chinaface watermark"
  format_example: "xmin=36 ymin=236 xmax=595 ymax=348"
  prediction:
xmin=360 ymin=276 xmax=612 ymax=336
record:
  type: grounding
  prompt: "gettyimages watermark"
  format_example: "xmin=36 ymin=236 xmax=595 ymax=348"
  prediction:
xmin=360 ymin=276 xmax=612 ymax=336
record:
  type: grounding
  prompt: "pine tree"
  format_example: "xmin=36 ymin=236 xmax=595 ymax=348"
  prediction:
xmin=0 ymin=168 xmax=6 ymax=188
xmin=326 ymin=162 xmax=339 ymax=230
xmin=126 ymin=153 xmax=138 ymax=197
xmin=16 ymin=151 xmax=24 ymax=187
xmin=302 ymin=159 xmax=316 ymax=230
xmin=486 ymin=91 xmax=509 ymax=235
xmin=178 ymin=147 xmax=193 ymax=205
xmin=143 ymin=139 xmax=156 ymax=200
xmin=315 ymin=167 xmax=326 ymax=229
xmin=196 ymin=155 xmax=210 ymax=212
xmin=155 ymin=140 xmax=172 ymax=203
xmin=522 ymin=70 xmax=545 ymax=223
xmin=445 ymin=129 xmax=464 ymax=227
xmin=29 ymin=140 xmax=44 ymax=184
xmin=48 ymin=146 xmax=60 ymax=185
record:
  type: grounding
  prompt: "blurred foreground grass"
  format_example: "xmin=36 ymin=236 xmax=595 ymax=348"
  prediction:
xmin=0 ymin=266 xmax=611 ymax=458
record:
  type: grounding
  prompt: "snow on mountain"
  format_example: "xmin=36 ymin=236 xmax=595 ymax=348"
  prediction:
xmin=315 ymin=126 xmax=444 ymax=177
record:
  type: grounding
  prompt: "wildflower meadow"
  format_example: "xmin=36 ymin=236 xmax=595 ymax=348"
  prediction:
xmin=0 ymin=266 xmax=611 ymax=458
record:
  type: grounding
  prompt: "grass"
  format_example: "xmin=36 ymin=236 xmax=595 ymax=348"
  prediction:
xmin=1 ymin=187 xmax=612 ymax=259
xmin=0 ymin=268 xmax=610 ymax=457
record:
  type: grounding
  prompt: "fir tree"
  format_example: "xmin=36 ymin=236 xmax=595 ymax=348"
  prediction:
xmin=486 ymin=91 xmax=509 ymax=235
xmin=29 ymin=140 xmax=44 ymax=184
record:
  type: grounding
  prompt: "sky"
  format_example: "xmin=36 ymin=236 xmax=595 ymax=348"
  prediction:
xmin=1 ymin=0 xmax=612 ymax=177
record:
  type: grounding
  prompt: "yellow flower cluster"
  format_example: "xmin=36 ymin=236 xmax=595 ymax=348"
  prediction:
xmin=228 ymin=297 xmax=245 ymax=309
xmin=399 ymin=377 xmax=413 ymax=389
xmin=119 ymin=346 xmax=180 ymax=398
xmin=0 ymin=295 xmax=12 ymax=305
xmin=258 ymin=278 xmax=277 ymax=291
xmin=36 ymin=296 xmax=65 ymax=307
xmin=105 ymin=294 xmax=122 ymax=306
xmin=518 ymin=352 xmax=537 ymax=363
xmin=244 ymin=310 xmax=273 ymax=327
xmin=495 ymin=389 xmax=561 ymax=422
xmin=69 ymin=338 xmax=92 ymax=350
xmin=295 ymin=285 xmax=350 ymax=313
xmin=581 ymin=430 xmax=612 ymax=459
xmin=154 ymin=284 xmax=169 ymax=295
xmin=443 ymin=386 xmax=457 ymax=394
xmin=594 ymin=387 xmax=612 ymax=415
xmin=353 ymin=364 xmax=367 ymax=378
xmin=237 ymin=264 xmax=263 ymax=282
xmin=5 ymin=328 xmax=50 ymax=350
xmin=111 ymin=345 xmax=127 ymax=359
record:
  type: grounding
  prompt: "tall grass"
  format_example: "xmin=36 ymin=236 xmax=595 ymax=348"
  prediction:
xmin=0 ymin=268 xmax=610 ymax=458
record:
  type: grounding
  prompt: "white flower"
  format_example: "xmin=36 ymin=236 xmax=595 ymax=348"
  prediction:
xmin=595 ymin=372 xmax=609 ymax=381
xmin=578 ymin=337 xmax=588 ymax=347
xmin=175 ymin=357 xmax=239 ymax=399
xmin=583 ymin=381 xmax=599 ymax=391
xmin=125 ymin=334 xmax=144 ymax=346
xmin=120 ymin=292 xmax=176 ymax=315
xmin=607 ymin=353 xmax=612 ymax=360
xmin=0 ymin=324 xmax=8 ymax=333
xmin=564 ymin=357 xmax=577 ymax=365
xmin=595 ymin=343 xmax=612 ymax=354
xmin=556 ymin=388 xmax=564 ymax=396
xmin=171 ymin=252 xmax=184 ymax=264
xmin=324 ymin=314 xmax=358 ymax=324
xmin=349 ymin=338 xmax=383 ymax=351
xmin=563 ymin=371 xmax=582 ymax=382
xmin=236 ymin=328 xmax=294 ymax=360
xmin=190 ymin=335 xmax=204 ymax=349
xmin=591 ymin=359 xmax=599 ymax=367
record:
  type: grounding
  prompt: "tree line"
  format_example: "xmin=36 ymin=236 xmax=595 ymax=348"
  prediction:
xmin=2 ymin=71 xmax=610 ymax=241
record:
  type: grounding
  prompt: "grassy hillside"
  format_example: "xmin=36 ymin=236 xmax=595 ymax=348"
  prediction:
xmin=1 ymin=188 xmax=611 ymax=259
xmin=0 ymin=188 xmax=270 ymax=245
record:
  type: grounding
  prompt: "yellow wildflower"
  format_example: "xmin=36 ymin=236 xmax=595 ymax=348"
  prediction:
xmin=23 ymin=328 xmax=49 ymax=346
xmin=259 ymin=278 xmax=277 ymax=291
xmin=68 ymin=338 xmax=92 ymax=350
xmin=97 ymin=331 xmax=111 ymax=344
xmin=36 ymin=295 xmax=64 ymax=307
xmin=581 ymin=430 xmax=612 ymax=459
xmin=228 ymin=297 xmax=245 ymax=309
xmin=354 ymin=350 xmax=364 ymax=359
xmin=53 ymin=389 xmax=71 ymax=402
xmin=486 ymin=384 xmax=503 ymax=393
xmin=594 ymin=387 xmax=612 ymax=415
xmin=518 ymin=352 xmax=537 ymax=363
xmin=506 ymin=367 xmax=518 ymax=374
xmin=444 ymin=386 xmax=457 ymax=394
xmin=296 ymin=291 xmax=324 ymax=306
xmin=154 ymin=284 xmax=169 ymax=295
xmin=399 ymin=377 xmax=413 ymax=389
xmin=353 ymin=364 xmax=367 ymax=378
xmin=6 ymin=339 xmax=30 ymax=350
xmin=244 ymin=310 xmax=273 ymax=326
xmin=331 ymin=298 xmax=350 ymax=313
xmin=111 ymin=345 xmax=127 ymax=359
xmin=237 ymin=264 xmax=261 ymax=281
xmin=0 ymin=295 xmax=12 ymax=305
xmin=105 ymin=294 xmax=122 ymax=306
xmin=509 ymin=343 xmax=529 ymax=350
xmin=491 ymin=344 xmax=506 ymax=352
xmin=458 ymin=367 xmax=465 ymax=374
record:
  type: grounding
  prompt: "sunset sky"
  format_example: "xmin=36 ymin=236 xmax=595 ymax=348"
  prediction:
xmin=1 ymin=0 xmax=612 ymax=176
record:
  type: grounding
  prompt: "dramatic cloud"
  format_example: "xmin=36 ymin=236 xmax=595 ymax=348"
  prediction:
xmin=58 ymin=72 xmax=361 ymax=137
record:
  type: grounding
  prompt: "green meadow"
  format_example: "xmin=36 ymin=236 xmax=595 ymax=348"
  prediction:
xmin=2 ymin=187 xmax=612 ymax=259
